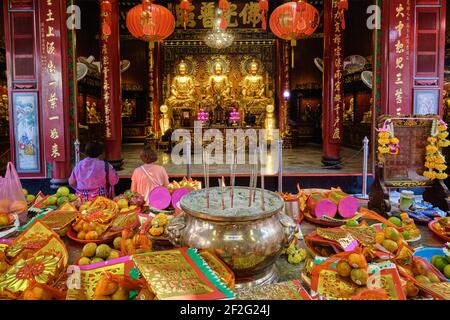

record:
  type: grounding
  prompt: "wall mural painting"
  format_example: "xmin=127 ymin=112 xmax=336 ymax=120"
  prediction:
xmin=12 ymin=92 xmax=40 ymax=173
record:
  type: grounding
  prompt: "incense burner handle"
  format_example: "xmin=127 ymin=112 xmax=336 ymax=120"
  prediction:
xmin=279 ymin=213 xmax=297 ymax=247
xmin=166 ymin=214 xmax=186 ymax=247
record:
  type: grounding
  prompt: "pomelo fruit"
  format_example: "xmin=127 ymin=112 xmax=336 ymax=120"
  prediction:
xmin=434 ymin=257 xmax=447 ymax=272
xmin=96 ymin=244 xmax=112 ymax=259
xmin=443 ymin=264 xmax=450 ymax=279
xmin=350 ymin=268 xmax=369 ymax=286
xmin=56 ymin=186 xmax=70 ymax=197
xmin=78 ymin=257 xmax=91 ymax=266
xmin=91 ymin=257 xmax=104 ymax=264
xmin=117 ymin=198 xmax=128 ymax=209
xmin=348 ymin=253 xmax=367 ymax=269
xmin=107 ymin=250 xmax=120 ymax=260
xmin=82 ymin=243 xmax=97 ymax=258
xmin=68 ymin=194 xmax=76 ymax=201
xmin=388 ymin=216 xmax=402 ymax=227
xmin=381 ymin=239 xmax=398 ymax=253
xmin=336 ymin=260 xmax=352 ymax=277
xmin=426 ymin=271 xmax=440 ymax=283
xmin=45 ymin=196 xmax=58 ymax=206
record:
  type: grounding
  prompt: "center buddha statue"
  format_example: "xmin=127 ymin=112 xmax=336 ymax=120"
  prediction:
xmin=205 ymin=62 xmax=233 ymax=115
xmin=240 ymin=60 xmax=272 ymax=126
xmin=166 ymin=61 xmax=196 ymax=120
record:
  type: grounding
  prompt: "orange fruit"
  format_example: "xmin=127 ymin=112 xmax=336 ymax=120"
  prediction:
xmin=336 ymin=260 xmax=352 ymax=277
xmin=405 ymin=281 xmax=419 ymax=298
xmin=77 ymin=231 xmax=86 ymax=240
xmin=85 ymin=231 xmax=99 ymax=241
xmin=384 ymin=227 xmax=401 ymax=241
xmin=375 ymin=232 xmax=385 ymax=244
xmin=348 ymin=253 xmax=368 ymax=269
xmin=82 ymin=222 xmax=90 ymax=233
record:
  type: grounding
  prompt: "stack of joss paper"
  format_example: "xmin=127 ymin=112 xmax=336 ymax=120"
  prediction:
xmin=236 ymin=279 xmax=311 ymax=300
xmin=132 ymin=248 xmax=235 ymax=300
xmin=0 ymin=221 xmax=68 ymax=300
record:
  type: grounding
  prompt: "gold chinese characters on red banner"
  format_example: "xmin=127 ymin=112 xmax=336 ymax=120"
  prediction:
xmin=40 ymin=0 xmax=66 ymax=162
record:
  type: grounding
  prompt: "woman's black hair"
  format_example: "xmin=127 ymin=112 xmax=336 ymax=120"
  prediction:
xmin=85 ymin=141 xmax=104 ymax=158
xmin=140 ymin=144 xmax=158 ymax=164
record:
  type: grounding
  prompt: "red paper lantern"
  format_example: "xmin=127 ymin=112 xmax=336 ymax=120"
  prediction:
xmin=100 ymin=1 xmax=112 ymax=36
xmin=259 ymin=0 xmax=269 ymax=30
xmin=180 ymin=0 xmax=192 ymax=30
xmin=269 ymin=0 xmax=320 ymax=67
xmin=269 ymin=0 xmax=320 ymax=41
xmin=126 ymin=0 xmax=175 ymax=44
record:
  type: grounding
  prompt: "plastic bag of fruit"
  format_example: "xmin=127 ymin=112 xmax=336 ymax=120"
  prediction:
xmin=397 ymin=256 xmax=449 ymax=300
xmin=0 ymin=162 xmax=28 ymax=224
xmin=310 ymin=248 xmax=406 ymax=300
xmin=120 ymin=226 xmax=152 ymax=256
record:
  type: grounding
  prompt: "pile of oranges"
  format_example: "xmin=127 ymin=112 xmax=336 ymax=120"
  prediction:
xmin=336 ymin=253 xmax=369 ymax=286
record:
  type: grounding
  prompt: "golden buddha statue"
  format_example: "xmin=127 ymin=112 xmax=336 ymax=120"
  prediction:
xmin=159 ymin=105 xmax=172 ymax=136
xmin=167 ymin=61 xmax=196 ymax=111
xmin=86 ymin=101 xmax=101 ymax=124
xmin=344 ymin=97 xmax=354 ymax=122
xmin=122 ymin=99 xmax=134 ymax=118
xmin=240 ymin=60 xmax=272 ymax=126
xmin=205 ymin=62 xmax=233 ymax=109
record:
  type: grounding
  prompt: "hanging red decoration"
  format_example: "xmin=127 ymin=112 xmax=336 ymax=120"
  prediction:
xmin=100 ymin=1 xmax=112 ymax=36
xmin=180 ymin=0 xmax=191 ymax=30
xmin=126 ymin=0 xmax=175 ymax=46
xmin=269 ymin=0 xmax=320 ymax=68
xmin=259 ymin=0 xmax=269 ymax=30
xmin=218 ymin=0 xmax=230 ymax=29
xmin=338 ymin=0 xmax=348 ymax=30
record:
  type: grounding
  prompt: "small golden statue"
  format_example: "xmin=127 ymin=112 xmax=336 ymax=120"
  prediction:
xmin=361 ymin=98 xmax=373 ymax=124
xmin=240 ymin=60 xmax=272 ymax=126
xmin=205 ymin=62 xmax=233 ymax=109
xmin=86 ymin=101 xmax=101 ymax=124
xmin=159 ymin=105 xmax=172 ymax=136
xmin=122 ymin=99 xmax=134 ymax=119
xmin=0 ymin=94 xmax=8 ymax=122
xmin=344 ymin=97 xmax=354 ymax=122
xmin=167 ymin=61 xmax=196 ymax=109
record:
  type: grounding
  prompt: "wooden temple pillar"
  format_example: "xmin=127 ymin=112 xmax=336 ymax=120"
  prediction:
xmin=275 ymin=39 xmax=289 ymax=134
xmin=380 ymin=0 xmax=446 ymax=116
xmin=321 ymin=0 xmax=344 ymax=167
xmin=99 ymin=0 xmax=123 ymax=170
xmin=151 ymin=42 xmax=162 ymax=134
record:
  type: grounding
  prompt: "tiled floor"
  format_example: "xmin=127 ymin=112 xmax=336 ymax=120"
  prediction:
xmin=118 ymin=143 xmax=367 ymax=177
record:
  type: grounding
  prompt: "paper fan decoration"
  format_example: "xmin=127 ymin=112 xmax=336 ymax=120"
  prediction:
xmin=343 ymin=55 xmax=366 ymax=74
xmin=76 ymin=63 xmax=88 ymax=81
xmin=314 ymin=57 xmax=324 ymax=73
xmin=121 ymin=60 xmax=131 ymax=73
xmin=361 ymin=71 xmax=373 ymax=89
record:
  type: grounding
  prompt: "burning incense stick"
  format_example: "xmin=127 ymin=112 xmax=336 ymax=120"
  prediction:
xmin=260 ymin=150 xmax=265 ymax=211
xmin=252 ymin=148 xmax=259 ymax=203
xmin=248 ymin=167 xmax=254 ymax=207
xmin=203 ymin=150 xmax=210 ymax=208
xmin=220 ymin=176 xmax=226 ymax=210
xmin=230 ymin=151 xmax=237 ymax=208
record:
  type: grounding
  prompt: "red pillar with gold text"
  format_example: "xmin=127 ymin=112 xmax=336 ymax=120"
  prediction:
xmin=152 ymin=42 xmax=162 ymax=134
xmin=322 ymin=0 xmax=344 ymax=167
xmin=38 ymin=0 xmax=73 ymax=189
xmin=100 ymin=0 xmax=123 ymax=170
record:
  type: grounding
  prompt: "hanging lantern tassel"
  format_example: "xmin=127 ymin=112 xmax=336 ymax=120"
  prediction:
xmin=338 ymin=0 xmax=348 ymax=30
xmin=219 ymin=0 xmax=230 ymax=29
xmin=180 ymin=0 xmax=191 ymax=30
xmin=291 ymin=39 xmax=296 ymax=69
xmin=259 ymin=0 xmax=269 ymax=30
xmin=101 ymin=1 xmax=112 ymax=36
xmin=141 ymin=0 xmax=154 ymax=36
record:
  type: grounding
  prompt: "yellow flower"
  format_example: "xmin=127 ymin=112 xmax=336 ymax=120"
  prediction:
xmin=438 ymin=140 xmax=450 ymax=148
xmin=436 ymin=172 xmax=448 ymax=180
xmin=423 ymin=170 xmax=437 ymax=180
xmin=438 ymin=124 xmax=447 ymax=132
xmin=378 ymin=146 xmax=389 ymax=154
xmin=390 ymin=137 xmax=399 ymax=145
xmin=426 ymin=145 xmax=438 ymax=154
xmin=435 ymin=156 xmax=446 ymax=164
xmin=427 ymin=137 xmax=437 ymax=143
xmin=425 ymin=162 xmax=436 ymax=169
xmin=438 ymin=132 xmax=449 ymax=139
xmin=378 ymin=138 xmax=390 ymax=146
xmin=378 ymin=132 xmax=390 ymax=139
xmin=435 ymin=164 xmax=447 ymax=172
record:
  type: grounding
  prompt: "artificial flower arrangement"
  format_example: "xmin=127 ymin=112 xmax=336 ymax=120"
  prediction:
xmin=423 ymin=120 xmax=450 ymax=180
xmin=377 ymin=121 xmax=400 ymax=164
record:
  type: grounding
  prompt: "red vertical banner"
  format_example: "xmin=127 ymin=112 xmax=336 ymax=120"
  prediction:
xmin=387 ymin=0 xmax=412 ymax=115
xmin=39 ymin=0 xmax=67 ymax=163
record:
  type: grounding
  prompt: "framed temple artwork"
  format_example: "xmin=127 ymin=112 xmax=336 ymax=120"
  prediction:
xmin=11 ymin=91 xmax=41 ymax=173
xmin=413 ymin=89 xmax=439 ymax=115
